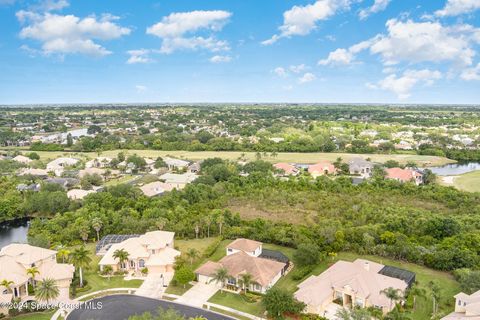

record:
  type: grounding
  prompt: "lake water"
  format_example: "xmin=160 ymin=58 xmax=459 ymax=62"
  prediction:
xmin=429 ymin=162 xmax=480 ymax=176
xmin=0 ymin=218 xmax=29 ymax=248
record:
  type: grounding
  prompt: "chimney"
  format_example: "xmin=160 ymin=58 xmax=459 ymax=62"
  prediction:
xmin=364 ymin=261 xmax=370 ymax=272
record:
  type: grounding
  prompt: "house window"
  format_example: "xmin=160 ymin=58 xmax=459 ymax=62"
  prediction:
xmin=227 ymin=277 xmax=236 ymax=285
xmin=227 ymin=248 xmax=233 ymax=253
xmin=458 ymin=300 xmax=462 ymax=306
xmin=254 ymin=283 xmax=262 ymax=292
xmin=130 ymin=260 xmax=135 ymax=268
xmin=355 ymin=298 xmax=363 ymax=307
xmin=139 ymin=259 xmax=145 ymax=268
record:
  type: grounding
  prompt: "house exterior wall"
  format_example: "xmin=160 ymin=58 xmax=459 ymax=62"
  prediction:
xmin=225 ymin=245 xmax=262 ymax=257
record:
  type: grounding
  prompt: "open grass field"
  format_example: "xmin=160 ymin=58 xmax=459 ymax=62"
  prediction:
xmin=3 ymin=148 xmax=455 ymax=167
xmin=177 ymin=238 xmax=459 ymax=320
xmin=10 ymin=310 xmax=56 ymax=320
xmin=441 ymin=171 xmax=480 ymax=193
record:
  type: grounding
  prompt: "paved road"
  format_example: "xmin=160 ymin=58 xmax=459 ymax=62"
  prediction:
xmin=67 ymin=294 xmax=235 ymax=320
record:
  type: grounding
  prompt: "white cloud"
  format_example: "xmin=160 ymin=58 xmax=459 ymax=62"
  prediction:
xmin=289 ymin=64 xmax=307 ymax=73
xmin=127 ymin=49 xmax=153 ymax=64
xmin=435 ymin=0 xmax=480 ymax=16
xmin=318 ymin=40 xmax=371 ymax=66
xmin=209 ymin=55 xmax=232 ymax=63
xmin=372 ymin=69 xmax=442 ymax=99
xmin=17 ymin=11 xmax=131 ymax=57
xmin=273 ymin=67 xmax=288 ymax=78
xmin=146 ymin=10 xmax=231 ymax=54
xmin=358 ymin=0 xmax=391 ymax=20
xmin=135 ymin=85 xmax=147 ymax=93
xmin=369 ymin=19 xmax=477 ymax=66
xmin=262 ymin=0 xmax=351 ymax=45
xmin=299 ymin=72 xmax=317 ymax=83
xmin=36 ymin=0 xmax=69 ymax=11
xmin=461 ymin=63 xmax=480 ymax=80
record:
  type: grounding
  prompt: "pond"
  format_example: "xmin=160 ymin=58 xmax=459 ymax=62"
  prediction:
xmin=0 ymin=218 xmax=29 ymax=249
xmin=429 ymin=162 xmax=480 ymax=176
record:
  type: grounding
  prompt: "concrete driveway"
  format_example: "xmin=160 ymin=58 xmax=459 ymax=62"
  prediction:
xmin=135 ymin=273 xmax=173 ymax=299
xmin=67 ymin=294 xmax=234 ymax=320
xmin=176 ymin=281 xmax=220 ymax=307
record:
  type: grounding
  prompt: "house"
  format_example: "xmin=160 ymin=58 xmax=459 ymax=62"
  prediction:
xmin=274 ymin=163 xmax=299 ymax=176
xmin=12 ymin=155 xmax=32 ymax=164
xmin=139 ymin=181 xmax=176 ymax=197
xmin=85 ymin=157 xmax=112 ymax=168
xmin=442 ymin=290 xmax=480 ymax=319
xmin=0 ymin=244 xmax=74 ymax=311
xmin=195 ymin=239 xmax=287 ymax=294
xmin=18 ymin=168 xmax=49 ymax=178
xmin=67 ymin=189 xmax=96 ymax=200
xmin=45 ymin=177 xmax=79 ymax=189
xmin=295 ymin=259 xmax=413 ymax=318
xmin=159 ymin=172 xmax=198 ymax=189
xmin=16 ymin=183 xmax=40 ymax=192
xmin=308 ymin=161 xmax=336 ymax=178
xmin=163 ymin=157 xmax=190 ymax=171
xmin=385 ymin=167 xmax=423 ymax=185
xmin=188 ymin=162 xmax=201 ymax=173
xmin=348 ymin=158 xmax=374 ymax=178
xmin=98 ymin=231 xmax=180 ymax=284
xmin=46 ymin=157 xmax=79 ymax=176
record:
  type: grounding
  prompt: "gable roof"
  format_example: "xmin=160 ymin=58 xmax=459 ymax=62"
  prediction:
xmin=308 ymin=161 xmax=335 ymax=174
xmin=227 ymin=238 xmax=262 ymax=252
xmin=274 ymin=163 xmax=298 ymax=175
xmin=385 ymin=167 xmax=422 ymax=182
xmin=196 ymin=251 xmax=286 ymax=287
xmin=140 ymin=181 xmax=176 ymax=197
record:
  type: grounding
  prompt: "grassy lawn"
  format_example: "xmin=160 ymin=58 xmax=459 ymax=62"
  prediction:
xmin=450 ymin=171 xmax=480 ymax=193
xmin=104 ymin=174 xmax=136 ymax=186
xmin=208 ymin=291 xmax=265 ymax=318
xmin=70 ymin=243 xmax=143 ymax=298
xmin=3 ymin=149 xmax=454 ymax=167
xmin=165 ymin=283 xmax=193 ymax=296
xmin=11 ymin=310 xmax=56 ymax=320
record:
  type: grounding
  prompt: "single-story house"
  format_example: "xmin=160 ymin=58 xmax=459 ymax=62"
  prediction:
xmin=159 ymin=172 xmax=198 ymax=189
xmin=45 ymin=177 xmax=79 ymax=189
xmin=18 ymin=168 xmax=49 ymax=178
xmin=295 ymin=259 xmax=412 ymax=318
xmin=139 ymin=181 xmax=176 ymax=197
xmin=163 ymin=157 xmax=190 ymax=171
xmin=0 ymin=243 xmax=74 ymax=313
xmin=98 ymin=231 xmax=180 ymax=283
xmin=385 ymin=167 xmax=423 ymax=185
xmin=46 ymin=157 xmax=79 ymax=176
xmin=67 ymin=189 xmax=96 ymax=200
xmin=12 ymin=155 xmax=32 ymax=164
xmin=195 ymin=238 xmax=287 ymax=294
xmin=442 ymin=290 xmax=480 ymax=319
xmin=308 ymin=161 xmax=336 ymax=178
xmin=85 ymin=157 xmax=112 ymax=168
xmin=348 ymin=158 xmax=374 ymax=178
xmin=274 ymin=163 xmax=299 ymax=176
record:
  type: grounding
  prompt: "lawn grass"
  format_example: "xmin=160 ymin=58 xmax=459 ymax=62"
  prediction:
xmin=11 ymin=310 xmax=56 ymax=320
xmin=70 ymin=243 xmax=143 ymax=298
xmin=104 ymin=174 xmax=136 ymax=186
xmin=207 ymin=306 xmax=252 ymax=320
xmin=4 ymin=149 xmax=454 ymax=167
xmin=165 ymin=283 xmax=193 ymax=296
xmin=208 ymin=291 xmax=265 ymax=318
xmin=450 ymin=170 xmax=480 ymax=193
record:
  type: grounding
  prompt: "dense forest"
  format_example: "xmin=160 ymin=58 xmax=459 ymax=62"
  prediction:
xmin=3 ymin=158 xmax=476 ymax=275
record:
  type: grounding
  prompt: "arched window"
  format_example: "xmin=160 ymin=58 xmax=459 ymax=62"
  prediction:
xmin=139 ymin=259 xmax=145 ymax=268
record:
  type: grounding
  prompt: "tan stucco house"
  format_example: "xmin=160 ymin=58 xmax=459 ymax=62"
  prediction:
xmin=295 ymin=259 xmax=411 ymax=318
xmin=98 ymin=231 xmax=180 ymax=284
xmin=442 ymin=290 xmax=480 ymax=319
xmin=195 ymin=238 xmax=287 ymax=294
xmin=0 ymin=244 xmax=74 ymax=315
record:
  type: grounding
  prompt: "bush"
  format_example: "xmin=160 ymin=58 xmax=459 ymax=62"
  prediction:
xmin=291 ymin=265 xmax=315 ymax=281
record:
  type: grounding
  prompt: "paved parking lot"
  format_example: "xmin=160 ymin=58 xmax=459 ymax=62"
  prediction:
xmin=67 ymin=294 xmax=234 ymax=320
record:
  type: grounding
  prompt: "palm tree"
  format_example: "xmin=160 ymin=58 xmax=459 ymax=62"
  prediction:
xmin=209 ymin=267 xmax=228 ymax=293
xmin=429 ymin=281 xmax=441 ymax=316
xmin=91 ymin=217 xmax=103 ymax=241
xmin=238 ymin=273 xmax=253 ymax=293
xmin=35 ymin=278 xmax=59 ymax=304
xmin=0 ymin=279 xmax=14 ymax=294
xmin=203 ymin=214 xmax=213 ymax=238
xmin=70 ymin=246 xmax=92 ymax=288
xmin=186 ymin=248 xmax=199 ymax=265
xmin=408 ymin=284 xmax=426 ymax=311
xmin=26 ymin=266 xmax=40 ymax=288
xmin=386 ymin=306 xmax=411 ymax=320
xmin=380 ymin=287 xmax=403 ymax=311
xmin=113 ymin=249 xmax=129 ymax=270
xmin=56 ymin=245 xmax=70 ymax=263
xmin=217 ymin=215 xmax=225 ymax=236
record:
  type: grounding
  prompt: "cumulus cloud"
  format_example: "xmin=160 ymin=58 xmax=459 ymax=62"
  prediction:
xmin=289 ymin=64 xmax=308 ymax=73
xmin=209 ymin=55 xmax=232 ymax=63
xmin=146 ymin=10 xmax=232 ymax=54
xmin=273 ymin=67 xmax=288 ymax=78
xmin=17 ymin=11 xmax=131 ymax=57
xmin=370 ymin=69 xmax=442 ymax=99
xmin=135 ymin=85 xmax=147 ymax=93
xmin=461 ymin=63 xmax=480 ymax=80
xmin=435 ymin=0 xmax=480 ymax=17
xmin=298 ymin=72 xmax=317 ymax=83
xmin=318 ymin=40 xmax=371 ymax=66
xmin=127 ymin=49 xmax=154 ymax=64
xmin=358 ymin=0 xmax=391 ymax=20
xmin=262 ymin=0 xmax=351 ymax=45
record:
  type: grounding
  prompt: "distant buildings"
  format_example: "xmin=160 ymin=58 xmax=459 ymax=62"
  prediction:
xmin=385 ymin=167 xmax=423 ymax=185
xmin=442 ymin=290 xmax=480 ymax=319
xmin=274 ymin=163 xmax=299 ymax=176
xmin=348 ymin=158 xmax=374 ymax=178
xmin=308 ymin=161 xmax=336 ymax=178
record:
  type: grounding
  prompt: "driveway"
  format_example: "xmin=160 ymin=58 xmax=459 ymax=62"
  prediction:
xmin=135 ymin=273 xmax=172 ymax=299
xmin=176 ymin=282 xmax=220 ymax=307
xmin=67 ymin=294 xmax=234 ymax=320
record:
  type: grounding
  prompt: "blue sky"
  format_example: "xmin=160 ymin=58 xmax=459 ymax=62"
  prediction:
xmin=0 ymin=0 xmax=479 ymax=104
